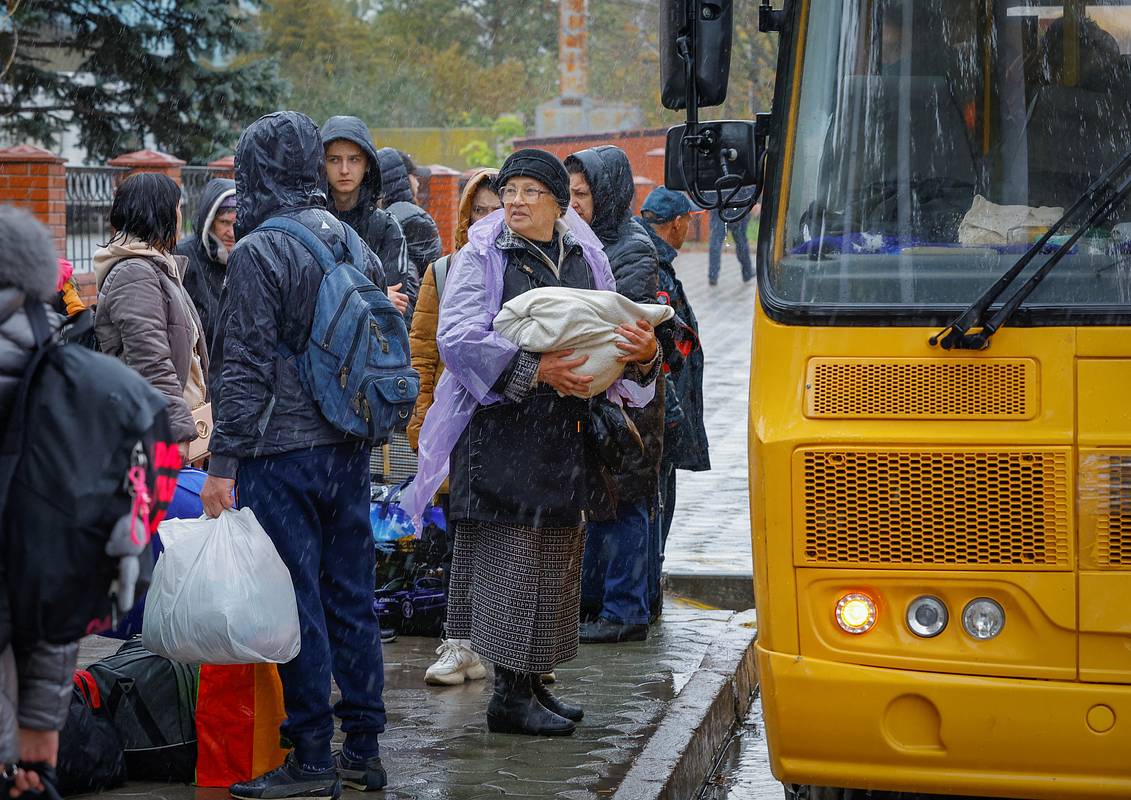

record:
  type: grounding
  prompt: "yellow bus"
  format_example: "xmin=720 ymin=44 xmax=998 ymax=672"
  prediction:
xmin=663 ymin=1 xmax=1131 ymax=797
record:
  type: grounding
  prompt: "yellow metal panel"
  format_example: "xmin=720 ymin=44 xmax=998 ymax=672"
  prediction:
xmin=795 ymin=569 xmax=1076 ymax=679
xmin=1078 ymin=360 xmax=1131 ymax=445
xmin=793 ymin=446 xmax=1073 ymax=570
xmin=804 ymin=357 xmax=1038 ymax=420
xmin=1080 ymin=572 xmax=1131 ymax=684
xmin=758 ymin=647 xmax=1131 ymax=798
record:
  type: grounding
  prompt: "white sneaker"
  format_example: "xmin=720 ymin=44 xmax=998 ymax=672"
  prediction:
xmin=425 ymin=639 xmax=488 ymax=685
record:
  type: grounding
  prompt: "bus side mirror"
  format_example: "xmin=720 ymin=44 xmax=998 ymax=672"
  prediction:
xmin=659 ymin=0 xmax=733 ymax=110
xmin=664 ymin=117 xmax=769 ymax=212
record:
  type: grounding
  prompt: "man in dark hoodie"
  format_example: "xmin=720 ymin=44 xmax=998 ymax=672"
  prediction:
xmin=321 ymin=117 xmax=413 ymax=322
xmin=177 ymin=177 xmax=235 ymax=347
xmin=564 ymin=145 xmax=665 ymax=644
xmin=374 ymin=147 xmax=442 ymax=322
xmin=199 ymin=111 xmax=389 ymax=799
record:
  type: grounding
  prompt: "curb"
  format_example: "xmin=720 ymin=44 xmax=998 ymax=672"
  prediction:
xmin=665 ymin=572 xmax=755 ymax=610
xmin=613 ymin=611 xmax=758 ymax=800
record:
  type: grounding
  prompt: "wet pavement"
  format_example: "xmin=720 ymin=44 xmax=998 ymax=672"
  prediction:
xmin=660 ymin=248 xmax=756 ymax=577
xmin=78 ymin=601 xmax=744 ymax=800
xmin=697 ymin=694 xmax=781 ymax=800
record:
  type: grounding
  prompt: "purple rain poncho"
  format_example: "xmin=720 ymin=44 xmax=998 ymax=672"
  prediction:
xmin=400 ymin=207 xmax=656 ymax=518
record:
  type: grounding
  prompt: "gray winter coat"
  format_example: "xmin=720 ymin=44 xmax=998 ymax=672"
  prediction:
xmin=94 ymin=247 xmax=209 ymax=443
xmin=207 ymin=111 xmax=387 ymax=480
xmin=0 ymin=290 xmax=78 ymax=763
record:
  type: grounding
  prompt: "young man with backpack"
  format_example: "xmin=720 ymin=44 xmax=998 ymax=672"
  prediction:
xmin=201 ymin=111 xmax=415 ymax=799
xmin=1 ymin=207 xmax=176 ymax=797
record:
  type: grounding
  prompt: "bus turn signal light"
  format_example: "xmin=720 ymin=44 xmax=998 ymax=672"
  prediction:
xmin=835 ymin=592 xmax=877 ymax=634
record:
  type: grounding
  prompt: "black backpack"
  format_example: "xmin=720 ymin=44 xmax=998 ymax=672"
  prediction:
xmin=0 ymin=298 xmax=177 ymax=644
xmin=87 ymin=639 xmax=198 ymax=782
xmin=56 ymin=670 xmax=128 ymax=795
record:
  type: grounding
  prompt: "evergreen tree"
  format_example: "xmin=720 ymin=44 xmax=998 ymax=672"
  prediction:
xmin=0 ymin=0 xmax=283 ymax=162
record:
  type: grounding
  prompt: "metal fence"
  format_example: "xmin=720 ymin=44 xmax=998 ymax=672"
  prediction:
xmin=181 ymin=166 xmax=219 ymax=234
xmin=65 ymin=166 xmax=128 ymax=273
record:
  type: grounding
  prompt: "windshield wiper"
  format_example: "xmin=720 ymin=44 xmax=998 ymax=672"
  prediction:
xmin=932 ymin=146 xmax=1131 ymax=350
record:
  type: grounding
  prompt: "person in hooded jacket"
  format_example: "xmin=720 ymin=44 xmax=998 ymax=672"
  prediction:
xmin=637 ymin=188 xmax=711 ymax=603
xmin=375 ymin=147 xmax=442 ymax=325
xmin=0 ymin=208 xmax=75 ymax=799
xmin=199 ymin=111 xmax=389 ymax=799
xmin=94 ymin=173 xmax=209 ymax=455
xmin=321 ymin=116 xmax=413 ymax=321
xmin=176 ymin=178 xmax=236 ymax=347
xmin=565 ymin=146 xmax=666 ymax=645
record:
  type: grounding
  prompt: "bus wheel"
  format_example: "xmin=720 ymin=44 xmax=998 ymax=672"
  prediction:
xmin=783 ymin=786 xmax=853 ymax=800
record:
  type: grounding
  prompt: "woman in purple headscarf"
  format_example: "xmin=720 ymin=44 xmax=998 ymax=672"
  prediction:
xmin=406 ymin=149 xmax=660 ymax=737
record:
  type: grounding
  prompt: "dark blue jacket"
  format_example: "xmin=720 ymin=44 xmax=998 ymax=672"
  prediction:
xmin=176 ymin=177 xmax=235 ymax=347
xmin=641 ymin=219 xmax=710 ymax=473
xmin=207 ymin=111 xmax=386 ymax=479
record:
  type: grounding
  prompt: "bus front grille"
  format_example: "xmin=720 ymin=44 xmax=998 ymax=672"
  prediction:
xmin=805 ymin=358 xmax=1036 ymax=420
xmin=797 ymin=448 xmax=1072 ymax=568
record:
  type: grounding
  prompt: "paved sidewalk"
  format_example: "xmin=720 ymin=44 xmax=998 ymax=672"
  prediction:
xmin=79 ymin=600 xmax=739 ymax=800
xmin=662 ymin=248 xmax=756 ymax=577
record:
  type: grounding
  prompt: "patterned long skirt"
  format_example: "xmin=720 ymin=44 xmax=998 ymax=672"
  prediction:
xmin=445 ymin=519 xmax=584 ymax=674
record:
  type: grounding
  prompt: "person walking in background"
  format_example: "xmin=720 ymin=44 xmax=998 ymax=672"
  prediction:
xmin=375 ymin=147 xmax=441 ymax=325
xmin=637 ymin=188 xmax=711 ymax=614
xmin=412 ymin=148 xmax=660 ymax=736
xmin=321 ymin=116 xmax=412 ymax=320
xmin=200 ymin=111 xmax=390 ymax=798
xmin=707 ymin=206 xmax=754 ymax=286
xmin=177 ymin=177 xmax=236 ymax=347
xmin=94 ymin=173 xmax=209 ymax=457
xmin=565 ymin=146 xmax=665 ymax=645
xmin=410 ymin=167 xmax=500 ymax=687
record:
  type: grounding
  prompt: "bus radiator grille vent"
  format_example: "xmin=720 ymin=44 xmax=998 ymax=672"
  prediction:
xmin=1079 ymin=452 xmax=1131 ymax=568
xmin=805 ymin=358 xmax=1036 ymax=420
xmin=799 ymin=448 xmax=1071 ymax=568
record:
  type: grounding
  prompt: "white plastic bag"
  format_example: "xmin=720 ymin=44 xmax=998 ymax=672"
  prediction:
xmin=142 ymin=507 xmax=301 ymax=664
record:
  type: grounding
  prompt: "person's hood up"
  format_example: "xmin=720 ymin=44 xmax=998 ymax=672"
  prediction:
xmin=0 ymin=206 xmax=59 ymax=302
xmin=455 ymin=168 xmax=499 ymax=250
xmin=93 ymin=236 xmax=183 ymax=290
xmin=193 ymin=178 xmax=236 ymax=263
xmin=389 ymin=201 xmax=443 ymax=269
xmin=375 ymin=147 xmax=414 ymax=206
xmin=564 ymin=146 xmax=636 ymax=246
xmin=234 ymin=111 xmax=328 ymax=239
xmin=321 ymin=116 xmax=382 ymax=213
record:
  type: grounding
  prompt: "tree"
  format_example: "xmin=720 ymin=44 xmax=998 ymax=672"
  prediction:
xmin=460 ymin=113 xmax=525 ymax=168
xmin=1 ymin=0 xmax=283 ymax=162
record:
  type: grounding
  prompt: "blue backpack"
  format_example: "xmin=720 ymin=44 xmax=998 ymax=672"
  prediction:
xmin=257 ymin=216 xmax=419 ymax=443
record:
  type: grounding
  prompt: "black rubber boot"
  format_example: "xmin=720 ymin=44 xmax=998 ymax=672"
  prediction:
xmin=486 ymin=667 xmax=575 ymax=736
xmin=531 ymin=673 xmax=583 ymax=722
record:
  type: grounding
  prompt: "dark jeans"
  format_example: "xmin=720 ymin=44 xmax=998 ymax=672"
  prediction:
xmin=582 ymin=498 xmax=652 ymax=626
xmin=239 ymin=443 xmax=385 ymax=769
xmin=708 ymin=211 xmax=754 ymax=282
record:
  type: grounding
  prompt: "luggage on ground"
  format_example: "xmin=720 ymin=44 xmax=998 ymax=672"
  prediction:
xmin=56 ymin=670 xmax=128 ymax=795
xmin=195 ymin=663 xmax=288 ymax=787
xmin=86 ymin=639 xmax=197 ymax=783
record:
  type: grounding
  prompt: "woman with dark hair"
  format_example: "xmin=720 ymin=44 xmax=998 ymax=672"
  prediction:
xmin=94 ymin=172 xmax=209 ymax=453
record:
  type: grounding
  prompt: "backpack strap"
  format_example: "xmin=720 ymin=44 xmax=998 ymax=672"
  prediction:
xmin=257 ymin=215 xmax=369 ymax=277
xmin=433 ymin=255 xmax=451 ymax=299
xmin=0 ymin=299 xmax=55 ymax=519
xmin=105 ymin=678 xmax=170 ymax=747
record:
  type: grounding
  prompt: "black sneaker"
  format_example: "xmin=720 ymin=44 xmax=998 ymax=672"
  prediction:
xmin=579 ymin=618 xmax=648 ymax=644
xmin=332 ymin=750 xmax=387 ymax=792
xmin=229 ymin=753 xmax=341 ymax=800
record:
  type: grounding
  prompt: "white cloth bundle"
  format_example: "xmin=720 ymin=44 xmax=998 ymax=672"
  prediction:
xmin=492 ymin=286 xmax=674 ymax=398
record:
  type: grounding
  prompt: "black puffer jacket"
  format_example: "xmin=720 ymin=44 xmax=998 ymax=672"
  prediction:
xmin=176 ymin=177 xmax=234 ymax=347
xmin=565 ymin=146 xmax=664 ymax=509
xmin=207 ymin=111 xmax=387 ymax=480
xmin=374 ymin=147 xmax=442 ymax=298
xmin=321 ymin=116 xmax=416 ymax=318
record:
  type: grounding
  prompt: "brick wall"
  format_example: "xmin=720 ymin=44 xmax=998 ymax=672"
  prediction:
xmin=108 ymin=148 xmax=186 ymax=183
xmin=208 ymin=156 xmax=235 ymax=180
xmin=424 ymin=164 xmax=461 ymax=254
xmin=0 ymin=144 xmax=67 ymax=255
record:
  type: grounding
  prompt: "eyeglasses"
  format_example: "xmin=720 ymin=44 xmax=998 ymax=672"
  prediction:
xmin=499 ymin=186 xmax=551 ymax=204
xmin=473 ymin=204 xmax=501 ymax=216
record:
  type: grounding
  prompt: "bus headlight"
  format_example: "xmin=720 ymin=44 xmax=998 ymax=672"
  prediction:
xmin=906 ymin=595 xmax=948 ymax=638
xmin=835 ymin=592 xmax=877 ymax=634
xmin=961 ymin=597 xmax=1005 ymax=640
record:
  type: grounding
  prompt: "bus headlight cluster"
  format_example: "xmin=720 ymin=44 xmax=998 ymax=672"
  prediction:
xmin=833 ymin=592 xmax=1005 ymax=641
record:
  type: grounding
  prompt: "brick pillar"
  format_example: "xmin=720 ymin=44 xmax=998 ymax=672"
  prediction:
xmin=108 ymin=148 xmax=186 ymax=184
xmin=0 ymin=144 xmax=67 ymax=255
xmin=424 ymin=165 xmax=461 ymax=255
xmin=208 ymin=155 xmax=235 ymax=180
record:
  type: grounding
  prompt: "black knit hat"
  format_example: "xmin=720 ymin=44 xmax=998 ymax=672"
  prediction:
xmin=494 ymin=148 xmax=570 ymax=211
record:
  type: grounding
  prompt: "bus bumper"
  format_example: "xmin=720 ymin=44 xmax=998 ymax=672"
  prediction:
xmin=758 ymin=646 xmax=1131 ymax=799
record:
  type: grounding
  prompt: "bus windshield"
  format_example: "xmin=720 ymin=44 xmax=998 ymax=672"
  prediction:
xmin=769 ymin=0 xmax=1131 ymax=319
